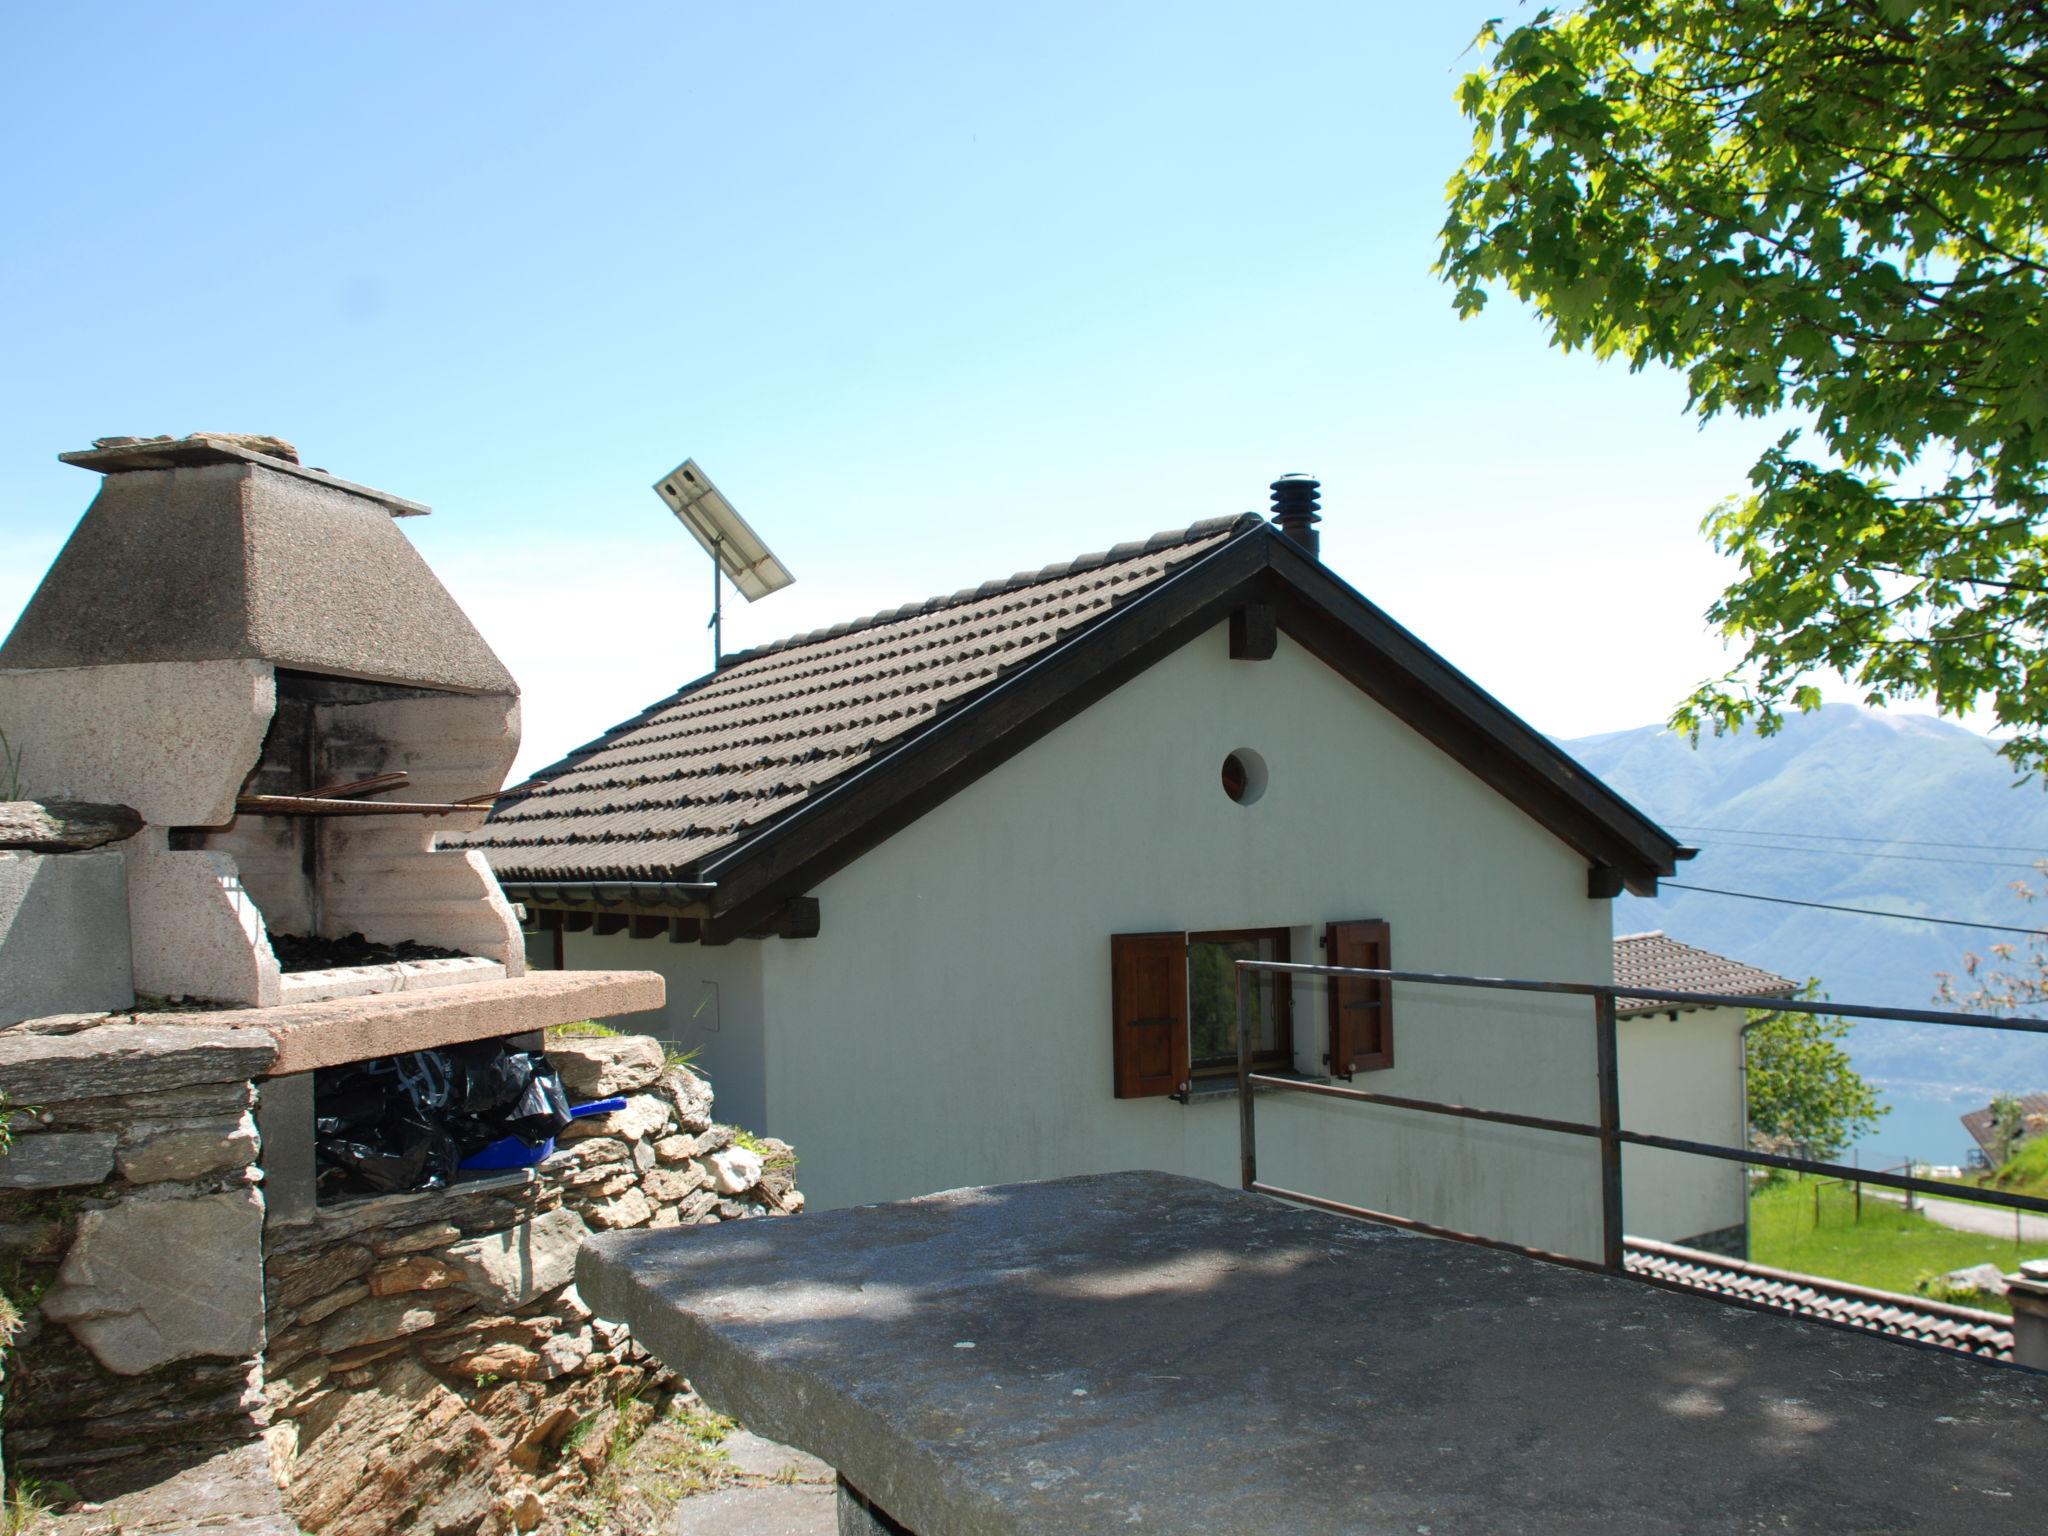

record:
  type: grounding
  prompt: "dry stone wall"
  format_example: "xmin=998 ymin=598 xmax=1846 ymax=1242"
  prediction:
xmin=0 ymin=1019 xmax=277 ymax=1493
xmin=265 ymin=1034 xmax=801 ymax=1535
xmin=0 ymin=1022 xmax=801 ymax=1535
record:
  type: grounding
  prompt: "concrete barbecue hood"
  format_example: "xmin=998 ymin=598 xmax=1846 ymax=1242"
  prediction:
xmin=0 ymin=434 xmax=657 ymax=1055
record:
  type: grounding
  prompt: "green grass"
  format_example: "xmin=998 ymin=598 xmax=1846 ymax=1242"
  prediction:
xmin=549 ymin=1020 xmax=620 ymax=1039
xmin=1749 ymin=1176 xmax=2048 ymax=1314
xmin=1947 ymin=1137 xmax=2048 ymax=1201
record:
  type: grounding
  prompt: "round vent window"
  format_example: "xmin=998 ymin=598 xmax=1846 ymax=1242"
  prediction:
xmin=1221 ymin=749 xmax=1268 ymax=806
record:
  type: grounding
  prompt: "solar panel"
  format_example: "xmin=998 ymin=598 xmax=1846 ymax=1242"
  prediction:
xmin=653 ymin=459 xmax=795 ymax=602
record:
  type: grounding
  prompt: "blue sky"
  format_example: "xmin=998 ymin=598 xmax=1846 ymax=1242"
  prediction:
xmin=3 ymin=3 xmax=1831 ymax=777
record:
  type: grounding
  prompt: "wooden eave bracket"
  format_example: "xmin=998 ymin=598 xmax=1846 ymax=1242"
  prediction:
xmin=1228 ymin=602 xmax=1277 ymax=660
xmin=703 ymin=895 xmax=822 ymax=946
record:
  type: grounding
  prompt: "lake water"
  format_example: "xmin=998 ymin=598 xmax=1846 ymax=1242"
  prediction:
xmin=1850 ymin=1082 xmax=1990 ymax=1171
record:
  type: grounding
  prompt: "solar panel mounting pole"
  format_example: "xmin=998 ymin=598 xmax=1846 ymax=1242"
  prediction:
xmin=709 ymin=534 xmax=723 ymax=670
xmin=653 ymin=458 xmax=795 ymax=676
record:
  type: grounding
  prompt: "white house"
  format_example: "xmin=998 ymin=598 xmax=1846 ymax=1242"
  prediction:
xmin=1613 ymin=930 xmax=1797 ymax=1256
xmin=463 ymin=480 xmax=1694 ymax=1262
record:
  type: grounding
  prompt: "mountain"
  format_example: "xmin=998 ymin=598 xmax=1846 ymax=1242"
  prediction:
xmin=1564 ymin=705 xmax=2048 ymax=1102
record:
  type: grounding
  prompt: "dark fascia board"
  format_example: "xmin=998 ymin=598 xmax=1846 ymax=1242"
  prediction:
xmin=691 ymin=526 xmax=1684 ymax=933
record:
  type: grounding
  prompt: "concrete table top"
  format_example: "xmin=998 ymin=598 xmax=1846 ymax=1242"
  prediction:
xmin=580 ymin=1171 xmax=2048 ymax=1536
xmin=138 ymin=969 xmax=666 ymax=1076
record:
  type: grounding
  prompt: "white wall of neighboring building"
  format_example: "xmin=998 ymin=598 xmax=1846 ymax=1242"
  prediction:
xmin=728 ymin=620 xmax=1619 ymax=1260
xmin=1616 ymin=1005 xmax=1749 ymax=1247
xmin=551 ymin=932 xmax=772 ymax=1136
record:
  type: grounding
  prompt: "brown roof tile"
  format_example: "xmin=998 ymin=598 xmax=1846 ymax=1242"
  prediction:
xmin=1612 ymin=931 xmax=1798 ymax=1017
xmin=461 ymin=515 xmax=1259 ymax=880
xmin=1624 ymin=1238 xmax=2013 ymax=1362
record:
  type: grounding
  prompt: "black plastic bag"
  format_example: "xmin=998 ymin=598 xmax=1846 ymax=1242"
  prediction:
xmin=313 ymin=1040 xmax=575 ymax=1200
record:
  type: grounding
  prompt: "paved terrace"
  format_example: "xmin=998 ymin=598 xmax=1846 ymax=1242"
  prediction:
xmin=582 ymin=1171 xmax=2048 ymax=1536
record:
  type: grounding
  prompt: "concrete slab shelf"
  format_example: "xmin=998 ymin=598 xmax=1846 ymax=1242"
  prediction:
xmin=583 ymin=1170 xmax=2048 ymax=1536
xmin=134 ymin=969 xmax=664 ymax=1076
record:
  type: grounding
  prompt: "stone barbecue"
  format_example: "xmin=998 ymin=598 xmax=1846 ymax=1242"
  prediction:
xmin=1 ymin=432 xmax=530 ymax=1012
xmin=0 ymin=433 xmax=718 ymax=1527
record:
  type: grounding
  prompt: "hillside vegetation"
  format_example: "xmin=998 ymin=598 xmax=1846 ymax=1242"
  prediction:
xmin=1566 ymin=706 xmax=2048 ymax=1095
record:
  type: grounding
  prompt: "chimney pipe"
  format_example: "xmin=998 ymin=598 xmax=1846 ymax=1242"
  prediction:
xmin=1270 ymin=474 xmax=1321 ymax=559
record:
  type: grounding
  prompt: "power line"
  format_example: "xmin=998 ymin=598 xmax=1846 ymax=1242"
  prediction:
xmin=1691 ymin=838 xmax=2047 ymax=873
xmin=1668 ymin=822 xmax=2048 ymax=859
xmin=1660 ymin=881 xmax=2047 ymax=938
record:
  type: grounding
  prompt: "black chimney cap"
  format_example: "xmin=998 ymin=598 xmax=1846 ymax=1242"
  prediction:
xmin=1270 ymin=473 xmax=1321 ymax=558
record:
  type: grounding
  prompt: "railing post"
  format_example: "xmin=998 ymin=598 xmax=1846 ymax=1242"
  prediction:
xmin=1237 ymin=963 xmax=1256 ymax=1192
xmin=1593 ymin=991 xmax=1624 ymax=1272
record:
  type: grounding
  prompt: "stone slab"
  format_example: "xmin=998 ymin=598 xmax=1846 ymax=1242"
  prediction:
xmin=721 ymin=1429 xmax=835 ymax=1483
xmin=673 ymin=1483 xmax=835 ymax=1536
xmin=41 ymin=1441 xmax=300 ymax=1535
xmin=0 ymin=1130 xmax=117 ymax=1189
xmin=42 ymin=1186 xmax=267 ymax=1374
xmin=443 ymin=1205 xmax=589 ymax=1309
xmin=583 ymin=1171 xmax=2048 ymax=1536
xmin=275 ymin=955 xmax=505 ymax=1006
xmin=0 ymin=849 xmax=134 ymax=1026
xmin=129 ymin=969 xmax=663 ymax=1077
xmin=0 ymin=1020 xmax=277 ymax=1105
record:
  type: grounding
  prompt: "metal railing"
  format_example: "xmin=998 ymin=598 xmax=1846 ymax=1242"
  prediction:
xmin=1231 ymin=959 xmax=2048 ymax=1275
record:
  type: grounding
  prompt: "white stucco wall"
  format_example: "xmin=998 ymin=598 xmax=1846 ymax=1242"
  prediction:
xmin=751 ymin=622 xmax=1619 ymax=1259
xmin=1617 ymin=1005 xmax=1749 ymax=1247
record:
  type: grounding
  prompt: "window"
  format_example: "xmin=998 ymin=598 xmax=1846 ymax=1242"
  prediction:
xmin=1110 ymin=927 xmax=1294 ymax=1099
xmin=1111 ymin=920 xmax=1393 ymax=1098
xmin=1219 ymin=749 xmax=1268 ymax=805
xmin=1187 ymin=929 xmax=1291 ymax=1072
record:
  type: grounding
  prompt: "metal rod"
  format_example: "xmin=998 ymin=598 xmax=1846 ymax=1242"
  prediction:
xmin=1243 ymin=1073 xmax=1596 ymax=1137
xmin=710 ymin=534 xmax=723 ymax=670
xmin=1236 ymin=962 xmax=1256 ymax=1192
xmin=1248 ymin=1181 xmax=1612 ymax=1276
xmin=1244 ymin=1068 xmax=2048 ymax=1219
xmin=1615 ymin=1129 xmax=2048 ymax=1216
xmin=1243 ymin=959 xmax=2048 ymax=1036
xmin=235 ymin=794 xmax=476 ymax=817
xmin=1594 ymin=991 xmax=1624 ymax=1272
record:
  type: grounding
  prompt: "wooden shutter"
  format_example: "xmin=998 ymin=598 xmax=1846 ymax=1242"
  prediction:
xmin=1111 ymin=932 xmax=1189 ymax=1099
xmin=1325 ymin=919 xmax=1393 ymax=1075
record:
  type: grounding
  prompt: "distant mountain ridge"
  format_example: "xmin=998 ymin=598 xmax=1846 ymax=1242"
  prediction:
xmin=1563 ymin=704 xmax=2048 ymax=1098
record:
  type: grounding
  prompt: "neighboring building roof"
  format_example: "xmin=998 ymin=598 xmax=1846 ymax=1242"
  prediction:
xmin=1624 ymin=1237 xmax=2013 ymax=1363
xmin=1612 ymin=931 xmax=1799 ymax=1018
xmin=464 ymin=514 xmax=1687 ymax=934
xmin=1960 ymin=1092 xmax=2048 ymax=1159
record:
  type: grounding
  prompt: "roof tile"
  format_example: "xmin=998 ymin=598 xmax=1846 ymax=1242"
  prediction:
xmin=461 ymin=515 xmax=1258 ymax=880
xmin=1624 ymin=1239 xmax=2013 ymax=1362
xmin=1612 ymin=931 xmax=1798 ymax=1017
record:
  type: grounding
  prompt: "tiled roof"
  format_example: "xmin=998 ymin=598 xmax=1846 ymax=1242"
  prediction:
xmin=462 ymin=515 xmax=1260 ymax=880
xmin=1624 ymin=1237 xmax=2014 ymax=1362
xmin=1613 ymin=931 xmax=1798 ymax=1017
xmin=1960 ymin=1092 xmax=2048 ymax=1158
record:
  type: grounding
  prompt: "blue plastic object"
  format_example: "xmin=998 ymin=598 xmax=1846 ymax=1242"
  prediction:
xmin=458 ymin=1133 xmax=555 ymax=1171
xmin=454 ymin=1097 xmax=631 ymax=1171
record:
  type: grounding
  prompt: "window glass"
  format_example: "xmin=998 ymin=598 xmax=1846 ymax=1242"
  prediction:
xmin=1188 ymin=931 xmax=1289 ymax=1067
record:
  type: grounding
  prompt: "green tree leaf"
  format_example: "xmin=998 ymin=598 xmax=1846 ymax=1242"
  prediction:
xmin=1441 ymin=2 xmax=2048 ymax=774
